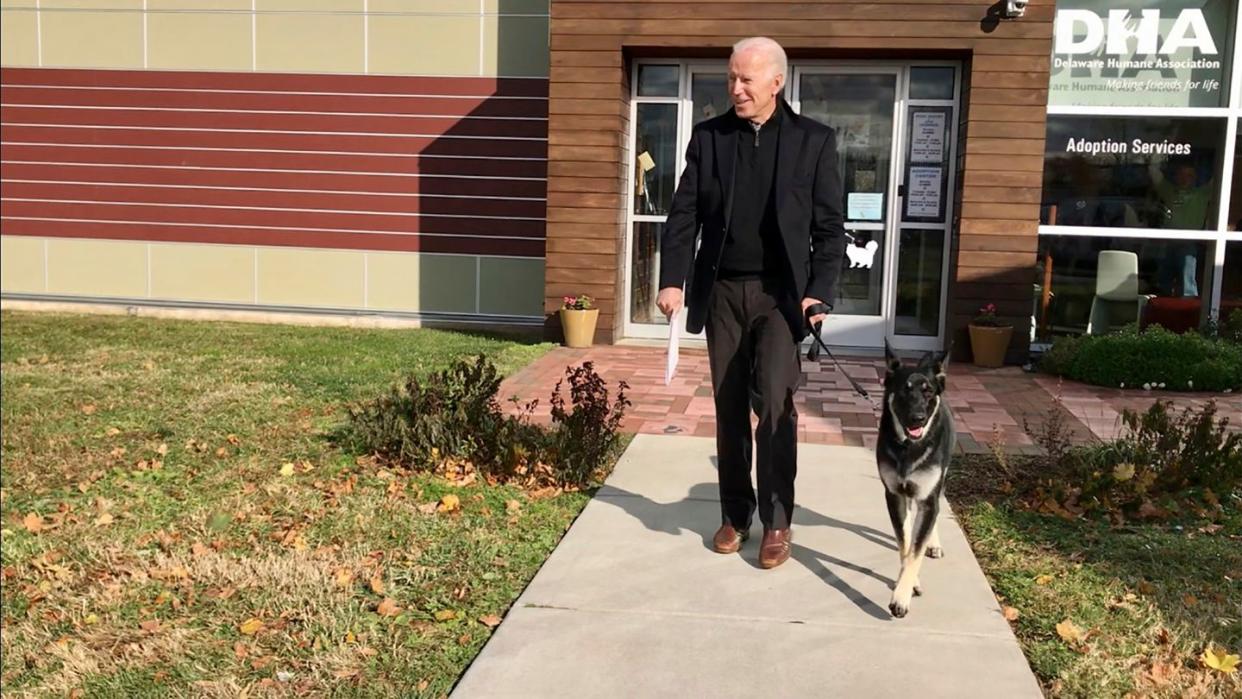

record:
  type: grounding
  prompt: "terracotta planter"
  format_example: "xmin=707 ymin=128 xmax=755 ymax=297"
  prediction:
xmin=560 ymin=308 xmax=599 ymax=348
xmin=968 ymin=324 xmax=1013 ymax=368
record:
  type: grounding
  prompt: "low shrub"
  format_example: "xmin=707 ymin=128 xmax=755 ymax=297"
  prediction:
xmin=1026 ymin=400 xmax=1241 ymax=521
xmin=1040 ymin=325 xmax=1242 ymax=391
xmin=342 ymin=356 xmax=628 ymax=488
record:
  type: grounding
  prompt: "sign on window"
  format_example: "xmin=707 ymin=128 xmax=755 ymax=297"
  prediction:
xmin=1049 ymin=0 xmax=1233 ymax=108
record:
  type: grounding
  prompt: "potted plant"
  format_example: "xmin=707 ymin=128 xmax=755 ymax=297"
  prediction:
xmin=968 ymin=303 xmax=1013 ymax=368
xmin=559 ymin=294 xmax=599 ymax=348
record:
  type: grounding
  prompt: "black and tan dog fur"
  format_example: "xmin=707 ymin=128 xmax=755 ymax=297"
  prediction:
xmin=877 ymin=343 xmax=954 ymax=618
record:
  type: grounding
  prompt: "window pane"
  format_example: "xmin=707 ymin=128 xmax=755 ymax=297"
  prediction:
xmin=835 ymin=230 xmax=885 ymax=316
xmin=634 ymin=103 xmax=678 ymax=216
xmin=799 ymin=73 xmax=896 ymax=225
xmin=1034 ymin=236 xmax=1211 ymax=339
xmin=629 ymin=221 xmax=668 ymax=325
xmin=637 ymin=65 xmax=678 ymax=97
xmin=1041 ymin=116 xmax=1226 ymax=230
xmin=1229 ymin=118 xmax=1242 ymax=231
xmin=1049 ymin=0 xmax=1235 ymax=108
xmin=909 ymin=67 xmax=954 ymax=100
xmin=691 ymin=73 xmax=729 ymax=124
xmin=895 ymin=229 xmax=944 ymax=336
xmin=1224 ymin=241 xmax=1242 ymax=322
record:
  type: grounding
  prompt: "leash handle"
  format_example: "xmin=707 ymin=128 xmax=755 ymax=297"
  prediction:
xmin=803 ymin=303 xmax=872 ymax=402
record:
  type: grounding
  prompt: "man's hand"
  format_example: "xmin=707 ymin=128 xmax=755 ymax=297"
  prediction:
xmin=657 ymin=287 xmax=684 ymax=319
xmin=802 ymin=297 xmax=829 ymax=327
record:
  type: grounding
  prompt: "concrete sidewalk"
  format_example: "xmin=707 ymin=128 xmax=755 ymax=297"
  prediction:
xmin=452 ymin=434 xmax=1043 ymax=698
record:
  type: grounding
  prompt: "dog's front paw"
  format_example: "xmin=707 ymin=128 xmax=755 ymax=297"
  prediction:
xmin=925 ymin=546 xmax=944 ymax=559
xmin=889 ymin=590 xmax=912 ymax=618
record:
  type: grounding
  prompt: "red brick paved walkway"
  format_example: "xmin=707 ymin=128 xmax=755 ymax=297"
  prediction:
xmin=500 ymin=346 xmax=1242 ymax=453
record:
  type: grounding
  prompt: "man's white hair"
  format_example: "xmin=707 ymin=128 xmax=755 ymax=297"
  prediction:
xmin=731 ymin=36 xmax=788 ymax=80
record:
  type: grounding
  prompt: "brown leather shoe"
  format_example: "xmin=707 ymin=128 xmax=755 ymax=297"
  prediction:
xmin=759 ymin=528 xmax=792 ymax=569
xmin=712 ymin=523 xmax=749 ymax=554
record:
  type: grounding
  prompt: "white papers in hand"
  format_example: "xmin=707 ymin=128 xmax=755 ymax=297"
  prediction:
xmin=665 ymin=308 xmax=681 ymax=386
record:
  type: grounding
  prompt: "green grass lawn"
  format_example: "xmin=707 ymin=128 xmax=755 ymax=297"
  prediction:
xmin=949 ymin=455 xmax=1242 ymax=698
xmin=0 ymin=311 xmax=615 ymax=697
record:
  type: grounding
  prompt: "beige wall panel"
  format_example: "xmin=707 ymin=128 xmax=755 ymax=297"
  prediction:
xmin=257 ymin=0 xmax=361 ymax=11
xmin=46 ymin=238 xmax=146 ymax=297
xmin=482 ymin=14 xmax=548 ymax=77
xmin=0 ymin=10 xmax=39 ymax=66
xmin=381 ymin=253 xmax=476 ymax=313
xmin=42 ymin=0 xmax=142 ymax=8
xmin=478 ymin=257 xmax=543 ymax=316
xmin=371 ymin=0 xmax=476 ymax=12
xmin=256 ymin=248 xmax=364 ymax=307
xmin=148 ymin=13 xmax=252 ymax=71
xmin=1 ymin=237 xmax=47 ymax=293
xmin=149 ymin=0 xmax=251 ymax=9
xmin=256 ymin=12 xmax=363 ymax=73
xmin=150 ymin=243 xmax=254 ymax=303
xmin=365 ymin=251 xmax=421 ymax=311
xmin=368 ymin=15 xmax=479 ymax=76
xmin=41 ymin=10 xmax=144 ymax=68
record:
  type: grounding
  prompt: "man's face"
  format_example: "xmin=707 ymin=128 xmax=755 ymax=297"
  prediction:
xmin=728 ymin=48 xmax=783 ymax=121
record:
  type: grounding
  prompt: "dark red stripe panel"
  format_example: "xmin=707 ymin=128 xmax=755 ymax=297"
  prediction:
xmin=0 ymin=68 xmax=550 ymax=256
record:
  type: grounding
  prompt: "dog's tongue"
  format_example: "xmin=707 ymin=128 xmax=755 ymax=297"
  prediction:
xmin=908 ymin=425 xmax=925 ymax=439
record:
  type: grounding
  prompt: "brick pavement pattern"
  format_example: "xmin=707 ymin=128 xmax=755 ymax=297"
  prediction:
xmin=500 ymin=346 xmax=1242 ymax=453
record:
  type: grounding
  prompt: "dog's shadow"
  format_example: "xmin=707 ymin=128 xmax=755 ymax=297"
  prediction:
xmin=595 ymin=478 xmax=897 ymax=621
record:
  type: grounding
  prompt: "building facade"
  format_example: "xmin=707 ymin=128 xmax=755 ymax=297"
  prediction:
xmin=2 ymin=1 xmax=1239 ymax=362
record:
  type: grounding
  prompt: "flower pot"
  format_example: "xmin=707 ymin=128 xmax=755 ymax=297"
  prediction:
xmin=968 ymin=324 xmax=1013 ymax=368
xmin=560 ymin=308 xmax=599 ymax=348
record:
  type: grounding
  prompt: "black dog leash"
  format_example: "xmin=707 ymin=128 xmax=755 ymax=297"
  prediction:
xmin=804 ymin=302 xmax=875 ymax=403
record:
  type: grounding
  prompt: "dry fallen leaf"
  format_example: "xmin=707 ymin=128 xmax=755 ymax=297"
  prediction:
xmin=417 ymin=502 xmax=438 ymax=515
xmin=369 ymin=576 xmax=384 ymax=595
xmin=1138 ymin=580 xmax=1157 ymax=595
xmin=334 ymin=568 xmax=354 ymax=589
xmin=1056 ymin=619 xmax=1086 ymax=644
xmin=438 ymin=494 xmax=461 ymax=513
xmin=434 ymin=610 xmax=456 ymax=622
xmin=279 ymin=463 xmax=295 ymax=477
xmin=81 ymin=404 xmax=97 ymax=415
xmin=94 ymin=513 xmax=114 ymax=527
xmin=376 ymin=598 xmax=401 ymax=617
xmin=1202 ymin=646 xmax=1239 ymax=674
xmin=1002 ymin=606 xmax=1020 ymax=621
xmin=139 ymin=619 xmax=161 ymax=633
xmin=22 ymin=512 xmax=43 ymax=533
xmin=1148 ymin=660 xmax=1177 ymax=685
xmin=505 ymin=500 xmax=522 ymax=514
xmin=1035 ymin=574 xmax=1053 ymax=585
xmin=479 ymin=614 xmax=503 ymax=628
xmin=1183 ymin=594 xmax=1199 ymax=607
xmin=156 ymin=443 xmax=169 ymax=456
xmin=239 ymin=618 xmax=264 ymax=636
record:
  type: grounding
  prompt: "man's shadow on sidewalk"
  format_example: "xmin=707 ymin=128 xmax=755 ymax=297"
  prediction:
xmin=595 ymin=479 xmax=897 ymax=621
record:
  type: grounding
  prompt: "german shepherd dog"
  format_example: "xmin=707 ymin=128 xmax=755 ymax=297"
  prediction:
xmin=878 ymin=343 xmax=954 ymax=618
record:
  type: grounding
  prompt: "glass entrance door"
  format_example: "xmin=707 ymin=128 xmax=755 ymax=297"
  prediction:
xmin=623 ymin=61 xmax=958 ymax=352
xmin=793 ymin=67 xmax=901 ymax=347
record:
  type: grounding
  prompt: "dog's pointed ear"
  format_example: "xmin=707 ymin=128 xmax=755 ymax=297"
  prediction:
xmin=884 ymin=339 xmax=901 ymax=376
xmin=931 ymin=348 xmax=949 ymax=392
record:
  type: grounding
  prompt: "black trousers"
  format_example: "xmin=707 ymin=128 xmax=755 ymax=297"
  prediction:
xmin=705 ymin=277 xmax=801 ymax=531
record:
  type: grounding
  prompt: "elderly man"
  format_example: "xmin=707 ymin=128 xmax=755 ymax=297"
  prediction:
xmin=657 ymin=37 xmax=847 ymax=568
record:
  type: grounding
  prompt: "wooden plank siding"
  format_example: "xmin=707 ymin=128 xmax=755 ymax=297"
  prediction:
xmin=546 ymin=0 xmax=1053 ymax=353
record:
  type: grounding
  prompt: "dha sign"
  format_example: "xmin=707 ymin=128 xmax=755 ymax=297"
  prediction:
xmin=1055 ymin=9 xmax=1218 ymax=56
